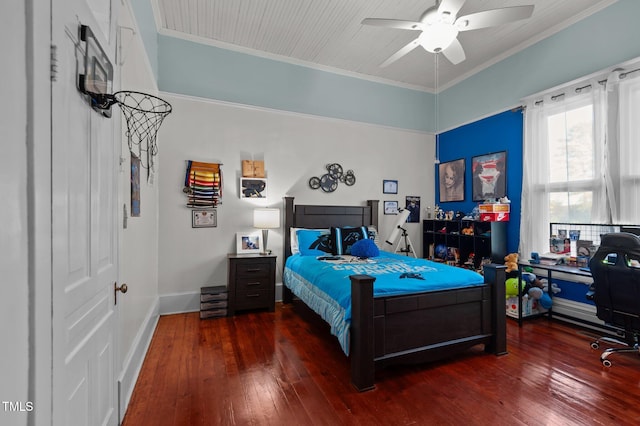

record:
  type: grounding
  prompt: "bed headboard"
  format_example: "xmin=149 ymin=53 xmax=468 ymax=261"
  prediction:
xmin=283 ymin=197 xmax=379 ymax=259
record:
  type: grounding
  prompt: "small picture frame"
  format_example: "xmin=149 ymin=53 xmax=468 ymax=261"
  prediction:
xmin=383 ymin=179 xmax=398 ymax=194
xmin=384 ymin=201 xmax=399 ymax=215
xmin=240 ymin=178 xmax=267 ymax=198
xmin=192 ymin=209 xmax=217 ymax=228
xmin=236 ymin=232 xmax=263 ymax=254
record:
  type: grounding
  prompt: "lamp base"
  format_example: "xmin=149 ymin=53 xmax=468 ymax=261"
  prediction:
xmin=261 ymin=229 xmax=270 ymax=255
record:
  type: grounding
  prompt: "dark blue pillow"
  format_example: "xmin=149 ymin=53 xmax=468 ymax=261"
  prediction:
xmin=350 ymin=238 xmax=380 ymax=258
xmin=296 ymin=229 xmax=332 ymax=256
xmin=331 ymin=226 xmax=369 ymax=255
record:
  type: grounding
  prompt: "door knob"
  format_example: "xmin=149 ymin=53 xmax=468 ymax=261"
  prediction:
xmin=114 ymin=282 xmax=128 ymax=305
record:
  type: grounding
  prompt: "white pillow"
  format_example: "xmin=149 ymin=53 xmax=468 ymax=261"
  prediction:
xmin=367 ymin=225 xmax=382 ymax=248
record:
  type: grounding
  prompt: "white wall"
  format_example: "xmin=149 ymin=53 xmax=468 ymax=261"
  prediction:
xmin=1 ymin=2 xmax=29 ymax=425
xmin=157 ymin=94 xmax=435 ymax=309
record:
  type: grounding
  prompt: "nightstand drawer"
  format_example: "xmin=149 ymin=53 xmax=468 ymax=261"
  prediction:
xmin=235 ymin=262 xmax=271 ymax=278
xmin=235 ymin=289 xmax=270 ymax=309
xmin=235 ymin=277 xmax=270 ymax=291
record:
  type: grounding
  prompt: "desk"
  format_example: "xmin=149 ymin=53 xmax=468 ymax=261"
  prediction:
xmin=515 ymin=261 xmax=592 ymax=326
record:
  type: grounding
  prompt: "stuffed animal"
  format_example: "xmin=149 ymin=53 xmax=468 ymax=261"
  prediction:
xmin=504 ymin=253 xmax=518 ymax=275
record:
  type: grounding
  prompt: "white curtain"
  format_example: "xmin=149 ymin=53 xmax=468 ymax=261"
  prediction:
xmin=613 ymin=75 xmax=640 ymax=223
xmin=520 ymin=81 xmax=606 ymax=257
xmin=521 ymin=65 xmax=640 ymax=257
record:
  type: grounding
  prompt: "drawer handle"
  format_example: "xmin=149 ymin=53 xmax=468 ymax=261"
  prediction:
xmin=246 ymin=282 xmax=261 ymax=286
xmin=246 ymin=268 xmax=261 ymax=272
xmin=246 ymin=293 xmax=260 ymax=298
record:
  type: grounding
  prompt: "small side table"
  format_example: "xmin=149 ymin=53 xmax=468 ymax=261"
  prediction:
xmin=227 ymin=253 xmax=276 ymax=316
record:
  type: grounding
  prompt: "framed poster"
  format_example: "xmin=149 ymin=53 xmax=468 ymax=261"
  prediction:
xmin=472 ymin=151 xmax=507 ymax=201
xmin=236 ymin=232 xmax=263 ymax=254
xmin=405 ymin=196 xmax=420 ymax=223
xmin=192 ymin=209 xmax=217 ymax=228
xmin=384 ymin=201 xmax=399 ymax=215
xmin=383 ymin=179 xmax=398 ymax=194
xmin=438 ymin=158 xmax=465 ymax=203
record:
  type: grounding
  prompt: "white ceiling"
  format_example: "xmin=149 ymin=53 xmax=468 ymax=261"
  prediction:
xmin=155 ymin=0 xmax=616 ymax=92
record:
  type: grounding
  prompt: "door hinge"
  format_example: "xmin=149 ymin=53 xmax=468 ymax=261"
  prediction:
xmin=50 ymin=44 xmax=58 ymax=82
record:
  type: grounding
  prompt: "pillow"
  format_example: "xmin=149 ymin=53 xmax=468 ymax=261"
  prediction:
xmin=290 ymin=227 xmax=329 ymax=254
xmin=350 ymin=238 xmax=380 ymax=258
xmin=331 ymin=226 xmax=369 ymax=255
xmin=296 ymin=229 xmax=332 ymax=256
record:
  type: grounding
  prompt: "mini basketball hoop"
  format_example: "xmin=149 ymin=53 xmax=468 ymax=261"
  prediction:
xmin=114 ymin=91 xmax=172 ymax=169
xmin=77 ymin=24 xmax=172 ymax=169
xmin=88 ymin=90 xmax=172 ymax=170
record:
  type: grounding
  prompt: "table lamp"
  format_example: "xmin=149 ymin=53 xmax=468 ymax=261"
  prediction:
xmin=253 ymin=208 xmax=280 ymax=255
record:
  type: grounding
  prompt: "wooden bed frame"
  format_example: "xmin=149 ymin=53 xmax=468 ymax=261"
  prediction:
xmin=282 ymin=197 xmax=507 ymax=391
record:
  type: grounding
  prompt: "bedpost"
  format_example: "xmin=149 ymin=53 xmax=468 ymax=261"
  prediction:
xmin=283 ymin=196 xmax=295 ymax=304
xmin=350 ymin=274 xmax=376 ymax=392
xmin=367 ymin=200 xmax=379 ymax=228
xmin=483 ymin=264 xmax=507 ymax=355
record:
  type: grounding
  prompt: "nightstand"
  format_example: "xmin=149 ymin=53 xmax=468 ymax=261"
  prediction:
xmin=227 ymin=253 xmax=276 ymax=316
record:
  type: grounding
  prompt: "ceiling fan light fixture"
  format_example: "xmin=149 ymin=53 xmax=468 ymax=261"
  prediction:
xmin=419 ymin=23 xmax=458 ymax=53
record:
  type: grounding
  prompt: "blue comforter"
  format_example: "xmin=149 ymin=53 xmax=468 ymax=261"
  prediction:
xmin=283 ymin=252 xmax=485 ymax=355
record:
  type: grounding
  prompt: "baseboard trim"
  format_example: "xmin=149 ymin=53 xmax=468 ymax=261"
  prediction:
xmin=159 ymin=283 xmax=285 ymax=316
xmin=117 ymin=298 xmax=160 ymax=423
xmin=159 ymin=291 xmax=200 ymax=315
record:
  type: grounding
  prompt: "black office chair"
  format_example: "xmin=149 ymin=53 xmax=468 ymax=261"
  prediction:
xmin=586 ymin=232 xmax=640 ymax=367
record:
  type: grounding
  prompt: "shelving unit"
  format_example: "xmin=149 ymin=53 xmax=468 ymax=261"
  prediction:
xmin=422 ymin=219 xmax=507 ymax=269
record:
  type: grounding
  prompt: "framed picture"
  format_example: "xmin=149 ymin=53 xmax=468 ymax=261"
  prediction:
xmin=192 ymin=209 xmax=217 ymax=228
xmin=383 ymin=179 xmax=398 ymax=194
xmin=236 ymin=232 xmax=263 ymax=254
xmin=405 ymin=196 xmax=420 ymax=223
xmin=438 ymin=158 xmax=465 ymax=203
xmin=384 ymin=201 xmax=399 ymax=215
xmin=472 ymin=151 xmax=507 ymax=201
xmin=240 ymin=178 xmax=267 ymax=198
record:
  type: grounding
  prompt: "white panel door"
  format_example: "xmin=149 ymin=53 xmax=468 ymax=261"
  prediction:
xmin=51 ymin=2 xmax=119 ymax=425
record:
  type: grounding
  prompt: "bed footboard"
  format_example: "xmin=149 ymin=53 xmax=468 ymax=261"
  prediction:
xmin=349 ymin=264 xmax=506 ymax=392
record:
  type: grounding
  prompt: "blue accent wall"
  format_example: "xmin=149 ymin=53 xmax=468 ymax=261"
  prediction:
xmin=436 ymin=110 xmax=523 ymax=255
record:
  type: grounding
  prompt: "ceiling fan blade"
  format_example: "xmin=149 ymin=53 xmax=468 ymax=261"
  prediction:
xmin=361 ymin=18 xmax=423 ymax=31
xmin=437 ymin=0 xmax=466 ymax=22
xmin=455 ymin=5 xmax=534 ymax=31
xmin=441 ymin=38 xmax=465 ymax=65
xmin=380 ymin=39 xmax=421 ymax=67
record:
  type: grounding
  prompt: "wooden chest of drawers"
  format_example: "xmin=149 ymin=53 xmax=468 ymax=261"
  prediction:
xmin=227 ymin=253 xmax=276 ymax=315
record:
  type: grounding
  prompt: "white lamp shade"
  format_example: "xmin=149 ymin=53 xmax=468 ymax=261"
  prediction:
xmin=253 ymin=208 xmax=280 ymax=229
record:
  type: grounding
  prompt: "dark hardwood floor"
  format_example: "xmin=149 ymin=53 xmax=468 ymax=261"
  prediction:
xmin=122 ymin=302 xmax=640 ymax=425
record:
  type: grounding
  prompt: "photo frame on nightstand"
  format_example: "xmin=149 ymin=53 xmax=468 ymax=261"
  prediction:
xmin=236 ymin=232 xmax=263 ymax=254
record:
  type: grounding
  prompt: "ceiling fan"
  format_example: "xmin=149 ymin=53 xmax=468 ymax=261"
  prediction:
xmin=361 ymin=0 xmax=534 ymax=67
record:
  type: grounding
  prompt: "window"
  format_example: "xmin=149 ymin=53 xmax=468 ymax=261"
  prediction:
xmin=546 ymin=103 xmax=596 ymax=223
xmin=521 ymin=65 xmax=640 ymax=257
